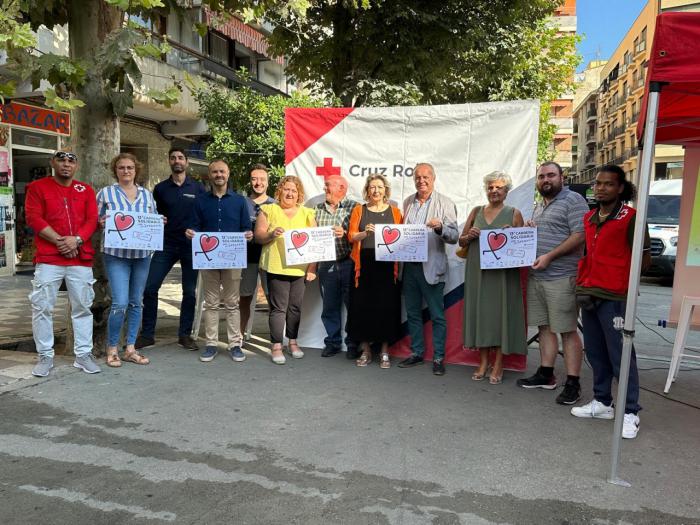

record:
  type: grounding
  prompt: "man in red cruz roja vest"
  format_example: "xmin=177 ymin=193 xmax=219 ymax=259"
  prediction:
xmin=570 ymin=164 xmax=650 ymax=439
xmin=25 ymin=150 xmax=100 ymax=377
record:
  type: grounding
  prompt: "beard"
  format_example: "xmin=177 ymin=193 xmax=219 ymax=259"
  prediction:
xmin=171 ymin=164 xmax=186 ymax=174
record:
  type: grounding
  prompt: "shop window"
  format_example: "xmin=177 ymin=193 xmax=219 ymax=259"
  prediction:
xmin=11 ymin=129 xmax=58 ymax=150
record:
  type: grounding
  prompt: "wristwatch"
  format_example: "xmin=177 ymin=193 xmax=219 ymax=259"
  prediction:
xmin=75 ymin=235 xmax=84 ymax=247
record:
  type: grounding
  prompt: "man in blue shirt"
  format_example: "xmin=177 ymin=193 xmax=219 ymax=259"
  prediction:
xmin=186 ymin=159 xmax=252 ymax=363
xmin=136 ymin=148 xmax=206 ymax=350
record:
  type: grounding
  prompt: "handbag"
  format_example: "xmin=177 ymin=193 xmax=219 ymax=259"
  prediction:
xmin=456 ymin=206 xmax=480 ymax=259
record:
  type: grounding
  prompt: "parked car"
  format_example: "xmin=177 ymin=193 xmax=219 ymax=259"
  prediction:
xmin=643 ymin=179 xmax=682 ymax=278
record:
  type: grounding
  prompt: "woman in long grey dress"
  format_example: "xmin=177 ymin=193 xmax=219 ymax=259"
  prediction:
xmin=459 ymin=171 xmax=527 ymax=384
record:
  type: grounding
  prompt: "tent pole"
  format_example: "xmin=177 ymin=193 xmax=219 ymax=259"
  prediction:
xmin=608 ymin=84 xmax=662 ymax=487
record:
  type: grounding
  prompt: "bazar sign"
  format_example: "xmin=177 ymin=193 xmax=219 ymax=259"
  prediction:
xmin=0 ymin=102 xmax=71 ymax=136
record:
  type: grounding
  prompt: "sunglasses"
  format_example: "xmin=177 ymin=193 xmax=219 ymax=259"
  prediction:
xmin=54 ymin=151 xmax=78 ymax=162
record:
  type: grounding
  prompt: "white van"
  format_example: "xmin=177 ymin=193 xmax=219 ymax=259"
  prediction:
xmin=644 ymin=179 xmax=682 ymax=277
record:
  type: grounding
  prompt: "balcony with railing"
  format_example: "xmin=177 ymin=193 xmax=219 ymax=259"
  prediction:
xmin=162 ymin=39 xmax=288 ymax=97
xmin=634 ymin=40 xmax=647 ymax=57
xmin=632 ymin=75 xmax=645 ymax=92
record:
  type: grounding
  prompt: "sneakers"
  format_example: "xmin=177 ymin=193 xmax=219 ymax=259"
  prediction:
xmin=555 ymin=379 xmax=581 ymax=405
xmin=432 ymin=360 xmax=446 ymax=376
xmin=200 ymin=346 xmax=218 ymax=362
xmin=32 ymin=356 xmax=54 ymax=377
xmin=135 ymin=335 xmax=155 ymax=350
xmin=622 ymin=413 xmax=640 ymax=439
xmin=73 ymin=354 xmax=102 ymax=374
xmin=398 ymin=355 xmax=424 ymax=368
xmin=570 ymin=399 xmax=615 ymax=419
xmin=229 ymin=346 xmax=246 ymax=362
xmin=517 ymin=368 xmax=557 ymax=389
xmin=178 ymin=336 xmax=199 ymax=351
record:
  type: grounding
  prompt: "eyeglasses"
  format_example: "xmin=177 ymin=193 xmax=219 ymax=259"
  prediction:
xmin=53 ymin=151 xmax=78 ymax=162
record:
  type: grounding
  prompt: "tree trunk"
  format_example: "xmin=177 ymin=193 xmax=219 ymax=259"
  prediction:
xmin=61 ymin=0 xmax=122 ymax=357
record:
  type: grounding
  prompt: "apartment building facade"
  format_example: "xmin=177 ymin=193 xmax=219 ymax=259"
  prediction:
xmin=581 ymin=0 xmax=700 ymax=186
xmin=550 ymin=0 xmax=577 ymax=170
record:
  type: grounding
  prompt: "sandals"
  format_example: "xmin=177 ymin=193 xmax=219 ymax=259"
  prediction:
xmin=106 ymin=350 xmax=122 ymax=368
xmin=489 ymin=366 xmax=503 ymax=385
xmin=122 ymin=350 xmax=150 ymax=365
xmin=271 ymin=344 xmax=286 ymax=365
xmin=380 ymin=352 xmax=391 ymax=369
xmin=472 ymin=366 xmax=489 ymax=381
xmin=286 ymin=341 xmax=304 ymax=359
xmin=356 ymin=350 xmax=372 ymax=367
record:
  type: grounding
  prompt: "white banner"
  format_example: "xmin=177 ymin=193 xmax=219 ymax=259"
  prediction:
xmin=283 ymin=227 xmax=336 ymax=265
xmin=105 ymin=211 xmax=163 ymax=251
xmin=286 ymin=101 xmax=540 ymax=355
xmin=374 ymin=224 xmax=428 ymax=262
xmin=479 ymin=227 xmax=537 ymax=270
xmin=192 ymin=232 xmax=247 ymax=270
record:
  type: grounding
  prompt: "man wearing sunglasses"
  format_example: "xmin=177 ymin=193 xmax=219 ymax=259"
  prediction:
xmin=25 ymin=151 xmax=100 ymax=377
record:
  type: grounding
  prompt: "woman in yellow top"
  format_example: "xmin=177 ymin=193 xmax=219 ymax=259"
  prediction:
xmin=255 ymin=176 xmax=317 ymax=364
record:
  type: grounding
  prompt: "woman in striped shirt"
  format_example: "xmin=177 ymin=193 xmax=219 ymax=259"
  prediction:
xmin=96 ymin=153 xmax=160 ymax=367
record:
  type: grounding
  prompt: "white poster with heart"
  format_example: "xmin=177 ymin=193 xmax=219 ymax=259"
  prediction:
xmin=479 ymin=227 xmax=537 ymax=269
xmin=192 ymin=232 xmax=247 ymax=269
xmin=283 ymin=227 xmax=336 ymax=265
xmin=374 ymin=224 xmax=428 ymax=262
xmin=105 ymin=211 xmax=164 ymax=251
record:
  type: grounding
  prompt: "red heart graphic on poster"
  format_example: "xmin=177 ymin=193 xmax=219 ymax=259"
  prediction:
xmin=114 ymin=212 xmax=135 ymax=232
xmin=199 ymin=234 xmax=220 ymax=253
xmin=382 ymin=227 xmax=401 ymax=245
xmin=487 ymin=231 xmax=508 ymax=251
xmin=291 ymin=231 xmax=309 ymax=249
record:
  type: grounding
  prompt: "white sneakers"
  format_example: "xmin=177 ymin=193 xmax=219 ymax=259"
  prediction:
xmin=570 ymin=400 xmax=615 ymax=419
xmin=622 ymin=413 xmax=640 ymax=439
xmin=571 ymin=400 xmax=640 ymax=439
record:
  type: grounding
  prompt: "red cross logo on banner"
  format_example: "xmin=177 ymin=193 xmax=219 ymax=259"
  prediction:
xmin=315 ymin=157 xmax=341 ymax=179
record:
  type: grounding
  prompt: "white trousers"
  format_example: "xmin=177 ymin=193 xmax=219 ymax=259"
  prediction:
xmin=29 ymin=264 xmax=95 ymax=358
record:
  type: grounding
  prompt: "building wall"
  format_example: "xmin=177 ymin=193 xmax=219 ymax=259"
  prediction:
xmin=595 ymin=0 xmax=700 ymax=185
xmin=120 ymin=121 xmax=172 ymax=190
xmin=550 ymin=0 xmax=577 ymax=170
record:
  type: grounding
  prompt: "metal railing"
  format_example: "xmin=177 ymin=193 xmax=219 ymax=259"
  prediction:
xmin=161 ymin=38 xmax=288 ymax=97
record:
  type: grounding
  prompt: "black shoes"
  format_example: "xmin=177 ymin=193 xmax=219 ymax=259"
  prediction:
xmin=516 ymin=367 xmax=557 ymax=389
xmin=556 ymin=379 xmax=581 ymax=405
xmin=398 ymin=355 xmax=424 ymax=368
xmin=135 ymin=335 xmax=155 ymax=350
xmin=321 ymin=346 xmax=341 ymax=357
xmin=178 ymin=336 xmax=199 ymax=351
xmin=432 ymin=360 xmax=446 ymax=376
xmin=346 ymin=348 xmax=361 ymax=360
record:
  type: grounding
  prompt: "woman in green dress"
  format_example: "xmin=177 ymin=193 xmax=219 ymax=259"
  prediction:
xmin=458 ymin=171 xmax=527 ymax=384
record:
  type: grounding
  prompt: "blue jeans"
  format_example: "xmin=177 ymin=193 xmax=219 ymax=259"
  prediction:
xmin=403 ymin=262 xmax=446 ymax=361
xmin=141 ymin=243 xmax=198 ymax=338
xmin=581 ymin=299 xmax=641 ymax=414
xmin=317 ymin=258 xmax=356 ymax=350
xmin=104 ymin=254 xmax=151 ymax=347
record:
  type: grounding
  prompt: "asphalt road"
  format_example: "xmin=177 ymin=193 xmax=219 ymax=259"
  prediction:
xmin=1 ymin=280 xmax=699 ymax=525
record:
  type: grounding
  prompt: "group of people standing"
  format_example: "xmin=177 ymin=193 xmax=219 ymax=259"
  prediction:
xmin=25 ymin=149 xmax=648 ymax=439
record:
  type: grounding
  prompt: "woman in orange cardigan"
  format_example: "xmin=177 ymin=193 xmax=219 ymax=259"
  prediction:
xmin=346 ymin=173 xmax=402 ymax=368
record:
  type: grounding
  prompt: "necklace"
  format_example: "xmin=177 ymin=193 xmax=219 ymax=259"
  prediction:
xmin=598 ymin=210 xmax=611 ymax=219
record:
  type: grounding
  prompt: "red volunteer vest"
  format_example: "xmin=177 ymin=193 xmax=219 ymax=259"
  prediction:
xmin=576 ymin=204 xmax=635 ymax=296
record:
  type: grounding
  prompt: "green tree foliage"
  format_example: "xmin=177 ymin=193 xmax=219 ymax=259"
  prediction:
xmin=266 ymin=0 xmax=579 ymax=160
xmin=195 ymin=76 xmax=325 ymax=191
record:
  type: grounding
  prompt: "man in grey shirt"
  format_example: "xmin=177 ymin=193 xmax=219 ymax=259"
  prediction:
xmin=517 ymin=161 xmax=589 ymax=405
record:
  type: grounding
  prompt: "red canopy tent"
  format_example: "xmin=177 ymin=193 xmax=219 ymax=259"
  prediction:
xmin=637 ymin=12 xmax=700 ymax=147
xmin=610 ymin=12 xmax=700 ymax=486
